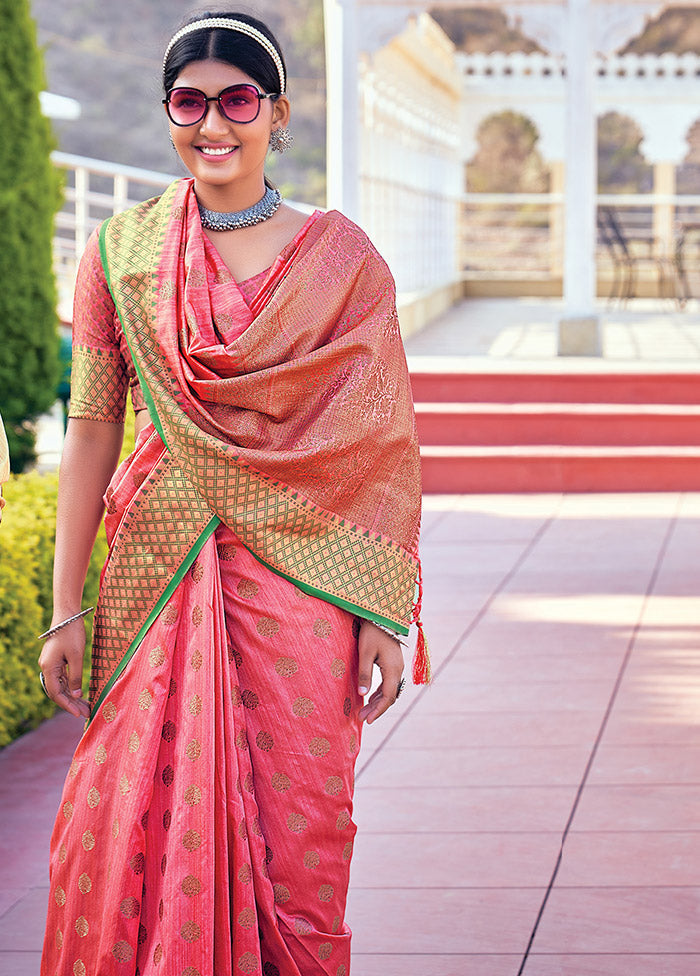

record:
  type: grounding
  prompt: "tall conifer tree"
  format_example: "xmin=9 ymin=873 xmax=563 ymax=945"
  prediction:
xmin=0 ymin=0 xmax=61 ymax=471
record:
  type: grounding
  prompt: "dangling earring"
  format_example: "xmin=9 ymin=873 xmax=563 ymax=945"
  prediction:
xmin=269 ymin=127 xmax=293 ymax=153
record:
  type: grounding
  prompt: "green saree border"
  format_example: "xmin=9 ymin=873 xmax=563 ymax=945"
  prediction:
xmin=98 ymin=215 xmax=168 ymax=448
xmin=240 ymin=540 xmax=410 ymax=636
xmin=88 ymin=514 xmax=219 ymax=723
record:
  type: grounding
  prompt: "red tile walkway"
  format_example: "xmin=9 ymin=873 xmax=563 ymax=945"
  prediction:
xmin=2 ymin=492 xmax=700 ymax=975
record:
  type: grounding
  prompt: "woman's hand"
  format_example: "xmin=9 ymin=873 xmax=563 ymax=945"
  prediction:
xmin=358 ymin=620 xmax=405 ymax=724
xmin=38 ymin=618 xmax=91 ymax=720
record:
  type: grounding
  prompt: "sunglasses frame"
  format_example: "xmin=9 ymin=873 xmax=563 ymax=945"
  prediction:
xmin=163 ymin=83 xmax=280 ymax=127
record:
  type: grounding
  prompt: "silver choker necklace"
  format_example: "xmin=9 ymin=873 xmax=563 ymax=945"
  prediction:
xmin=198 ymin=186 xmax=282 ymax=231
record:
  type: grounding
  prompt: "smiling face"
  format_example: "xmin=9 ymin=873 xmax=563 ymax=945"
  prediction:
xmin=166 ymin=58 xmax=289 ymax=211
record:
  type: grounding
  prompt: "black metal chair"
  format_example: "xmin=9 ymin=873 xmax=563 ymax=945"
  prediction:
xmin=597 ymin=206 xmax=676 ymax=305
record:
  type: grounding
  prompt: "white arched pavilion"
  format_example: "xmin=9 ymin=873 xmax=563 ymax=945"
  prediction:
xmin=323 ymin=0 xmax=700 ymax=353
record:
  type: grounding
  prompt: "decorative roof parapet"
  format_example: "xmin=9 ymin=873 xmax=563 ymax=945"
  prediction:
xmin=460 ymin=50 xmax=700 ymax=80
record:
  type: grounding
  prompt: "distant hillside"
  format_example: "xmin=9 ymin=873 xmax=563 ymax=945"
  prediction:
xmin=31 ymin=0 xmax=326 ymax=204
xmin=622 ymin=6 xmax=700 ymax=54
xmin=431 ymin=3 xmax=700 ymax=54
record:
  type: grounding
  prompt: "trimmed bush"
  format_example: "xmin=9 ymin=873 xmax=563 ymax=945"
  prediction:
xmin=0 ymin=472 xmax=107 ymax=746
xmin=0 ymin=0 xmax=63 ymax=471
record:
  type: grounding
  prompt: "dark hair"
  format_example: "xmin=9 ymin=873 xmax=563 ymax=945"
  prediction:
xmin=163 ymin=11 xmax=286 ymax=95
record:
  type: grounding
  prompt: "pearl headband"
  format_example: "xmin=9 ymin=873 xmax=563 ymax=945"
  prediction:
xmin=163 ymin=17 xmax=286 ymax=93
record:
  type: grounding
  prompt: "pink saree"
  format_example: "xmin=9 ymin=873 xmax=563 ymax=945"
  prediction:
xmin=42 ymin=179 xmax=424 ymax=976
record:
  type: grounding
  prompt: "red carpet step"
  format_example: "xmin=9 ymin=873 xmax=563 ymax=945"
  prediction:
xmin=411 ymin=371 xmax=700 ymax=493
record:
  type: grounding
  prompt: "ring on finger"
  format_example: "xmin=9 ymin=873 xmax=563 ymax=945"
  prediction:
xmin=39 ymin=672 xmax=50 ymax=698
xmin=395 ymin=677 xmax=406 ymax=700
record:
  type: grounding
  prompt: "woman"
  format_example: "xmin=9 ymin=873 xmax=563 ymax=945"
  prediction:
xmin=39 ymin=11 xmax=427 ymax=976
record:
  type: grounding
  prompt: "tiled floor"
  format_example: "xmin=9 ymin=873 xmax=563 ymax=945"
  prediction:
xmin=6 ymin=298 xmax=700 ymax=973
xmin=4 ymin=493 xmax=700 ymax=975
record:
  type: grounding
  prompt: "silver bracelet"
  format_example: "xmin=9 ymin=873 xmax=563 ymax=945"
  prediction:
xmin=38 ymin=607 xmax=94 ymax=641
xmin=363 ymin=618 xmax=408 ymax=646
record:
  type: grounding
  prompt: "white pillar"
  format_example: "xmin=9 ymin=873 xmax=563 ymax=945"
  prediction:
xmin=559 ymin=0 xmax=601 ymax=356
xmin=323 ymin=0 xmax=360 ymax=221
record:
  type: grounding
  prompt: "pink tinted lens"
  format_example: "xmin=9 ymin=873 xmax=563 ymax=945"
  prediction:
xmin=219 ymin=85 xmax=260 ymax=122
xmin=168 ymin=89 xmax=207 ymax=124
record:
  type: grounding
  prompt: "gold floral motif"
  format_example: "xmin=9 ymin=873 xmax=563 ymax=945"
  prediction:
xmin=161 ymin=603 xmax=178 ymax=625
xmin=55 ymin=886 xmax=66 ymax=907
xmin=149 ymin=646 xmax=166 ymax=667
xmin=180 ymin=920 xmax=201 ymax=943
xmin=294 ymin=917 xmax=313 ymax=935
xmin=55 ymin=928 xmax=63 ymax=949
xmin=237 ymin=578 xmax=259 ymax=598
xmin=192 ymin=605 xmax=203 ymax=627
xmin=128 ymin=732 xmax=140 ymax=754
xmin=81 ymin=830 xmax=95 ymax=851
xmin=330 ymin=658 xmax=346 ymax=678
xmin=186 ymin=739 xmax=202 ymax=761
xmin=111 ymin=940 xmax=134 ymax=962
xmin=184 ymin=785 xmax=202 ymax=806
xmin=119 ymin=774 xmax=131 ymax=795
xmin=78 ymin=873 xmax=92 ymax=894
xmin=95 ymin=744 xmax=107 ymax=765
xmin=237 ymin=951 xmax=258 ymax=974
xmin=271 ymin=772 xmax=291 ymax=793
xmin=189 ymin=694 xmax=202 ymax=716
xmin=73 ymin=961 xmax=86 ymax=976
xmin=318 ymin=884 xmax=334 ymax=903
xmin=102 ymin=702 xmax=117 ymax=723
xmin=69 ymin=759 xmax=80 ymax=778
xmin=273 ymin=883 xmax=291 ymax=905
xmin=343 ymin=841 xmax=353 ymax=861
xmin=274 ymin=657 xmax=298 ymax=677
xmin=182 ymin=829 xmax=202 ymax=852
xmin=256 ymin=616 xmax=279 ymax=637
xmin=138 ymin=688 xmax=153 ymax=710
xmin=75 ymin=915 xmax=89 ymax=938
xmin=313 ymin=618 xmax=332 ymax=639
xmin=112 ymin=818 xmax=120 ymax=838
xmin=303 ymin=851 xmax=320 ymax=869
xmin=63 ymin=801 xmax=74 ymax=821
xmin=58 ymin=843 xmax=67 ymax=864
xmin=237 ymin=907 xmax=255 ymax=929
xmin=86 ymin=786 xmax=100 ymax=809
xmin=190 ymin=649 xmax=203 ymax=671
xmin=286 ymin=813 xmax=308 ymax=833
xmin=191 ymin=560 xmax=204 ymax=583
xmin=325 ymin=776 xmax=343 ymax=796
xmin=181 ymin=875 xmax=202 ymax=897
xmin=336 ymin=811 xmax=351 ymax=830
xmin=292 ymin=697 xmax=315 ymax=718
xmin=120 ymin=896 xmax=140 ymax=918
xmin=153 ymin=943 xmax=163 ymax=965
xmin=238 ymin=863 xmax=252 ymax=884
xmin=319 ymin=943 xmax=333 ymax=961
xmin=308 ymin=737 xmax=330 ymax=758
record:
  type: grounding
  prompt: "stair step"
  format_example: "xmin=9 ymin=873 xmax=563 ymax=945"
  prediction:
xmin=410 ymin=371 xmax=700 ymax=405
xmin=420 ymin=446 xmax=700 ymax=493
xmin=416 ymin=402 xmax=700 ymax=446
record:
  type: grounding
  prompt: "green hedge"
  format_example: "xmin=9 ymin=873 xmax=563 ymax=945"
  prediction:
xmin=0 ymin=471 xmax=108 ymax=745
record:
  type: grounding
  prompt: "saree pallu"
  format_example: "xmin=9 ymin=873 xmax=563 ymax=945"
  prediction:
xmin=42 ymin=179 xmax=424 ymax=975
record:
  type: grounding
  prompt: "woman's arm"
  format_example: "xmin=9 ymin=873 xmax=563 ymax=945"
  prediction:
xmin=357 ymin=620 xmax=405 ymax=725
xmin=38 ymin=418 xmax=124 ymax=718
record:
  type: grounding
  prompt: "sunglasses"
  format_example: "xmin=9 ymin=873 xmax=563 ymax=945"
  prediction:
xmin=163 ymin=84 xmax=279 ymax=127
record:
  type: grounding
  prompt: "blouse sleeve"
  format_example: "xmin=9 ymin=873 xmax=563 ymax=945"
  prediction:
xmin=68 ymin=228 xmax=129 ymax=423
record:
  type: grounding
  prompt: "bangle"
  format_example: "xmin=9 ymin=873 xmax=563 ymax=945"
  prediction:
xmin=363 ymin=618 xmax=408 ymax=646
xmin=38 ymin=607 xmax=94 ymax=641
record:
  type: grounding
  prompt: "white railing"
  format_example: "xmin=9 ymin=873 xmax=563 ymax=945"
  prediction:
xmin=462 ymin=191 xmax=700 ymax=296
xmin=52 ymin=151 xmax=178 ymax=316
